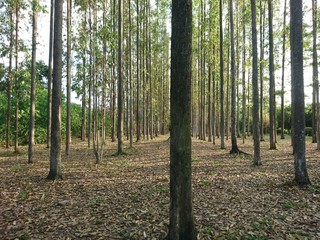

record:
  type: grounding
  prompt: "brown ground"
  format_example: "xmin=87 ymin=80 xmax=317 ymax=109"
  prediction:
xmin=0 ymin=135 xmax=319 ymax=240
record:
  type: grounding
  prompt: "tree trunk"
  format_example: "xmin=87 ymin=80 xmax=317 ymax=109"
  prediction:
xmin=117 ymin=0 xmax=124 ymax=154
xmin=268 ymin=0 xmax=276 ymax=150
xmin=47 ymin=0 xmax=63 ymax=180
xmin=66 ymin=0 xmax=72 ymax=155
xmin=47 ymin=0 xmax=54 ymax=147
xmin=136 ymin=0 xmax=141 ymax=142
xmin=312 ymin=0 xmax=319 ymax=146
xmin=242 ymin=5 xmax=246 ymax=144
xmin=28 ymin=1 xmax=38 ymax=164
xmin=81 ymin=10 xmax=87 ymax=141
xmin=168 ymin=0 xmax=197 ymax=238
xmin=14 ymin=4 xmax=19 ymax=153
xmin=219 ymin=0 xmax=225 ymax=149
xmin=6 ymin=6 xmax=14 ymax=149
xmin=290 ymin=0 xmax=311 ymax=185
xmin=259 ymin=0 xmax=265 ymax=141
xmin=251 ymin=0 xmax=261 ymax=165
xmin=229 ymin=0 xmax=240 ymax=154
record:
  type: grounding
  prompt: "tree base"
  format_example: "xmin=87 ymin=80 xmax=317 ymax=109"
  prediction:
xmin=46 ymin=172 xmax=63 ymax=180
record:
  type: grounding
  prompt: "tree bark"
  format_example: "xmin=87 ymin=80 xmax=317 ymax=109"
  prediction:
xmin=117 ymin=0 xmax=124 ymax=154
xmin=47 ymin=0 xmax=63 ymax=180
xmin=268 ymin=0 xmax=276 ymax=150
xmin=219 ymin=0 xmax=225 ymax=149
xmin=290 ymin=0 xmax=311 ymax=185
xmin=66 ymin=0 xmax=72 ymax=155
xmin=280 ymin=0 xmax=287 ymax=140
xmin=28 ymin=1 xmax=38 ymax=164
xmin=47 ymin=0 xmax=54 ymax=147
xmin=229 ymin=0 xmax=240 ymax=154
xmin=168 ymin=0 xmax=197 ymax=238
xmin=251 ymin=0 xmax=261 ymax=166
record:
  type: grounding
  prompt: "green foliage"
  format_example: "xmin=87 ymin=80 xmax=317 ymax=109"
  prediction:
xmin=282 ymin=200 xmax=294 ymax=210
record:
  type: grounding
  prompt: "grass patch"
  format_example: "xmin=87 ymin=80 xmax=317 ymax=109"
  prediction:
xmin=281 ymin=200 xmax=294 ymax=210
xmin=17 ymin=191 xmax=29 ymax=201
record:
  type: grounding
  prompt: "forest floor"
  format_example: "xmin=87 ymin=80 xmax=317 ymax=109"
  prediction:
xmin=0 ymin=134 xmax=320 ymax=240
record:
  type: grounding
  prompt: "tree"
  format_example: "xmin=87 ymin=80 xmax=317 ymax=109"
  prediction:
xmin=46 ymin=0 xmax=54 ymax=148
xmin=117 ymin=0 xmax=124 ymax=154
xmin=251 ymin=0 xmax=261 ymax=165
xmin=14 ymin=2 xmax=19 ymax=153
xmin=65 ymin=0 xmax=72 ymax=155
xmin=290 ymin=0 xmax=311 ymax=185
xmin=47 ymin=0 xmax=63 ymax=180
xmin=280 ymin=0 xmax=287 ymax=140
xmin=6 ymin=3 xmax=14 ymax=149
xmin=311 ymin=0 xmax=319 ymax=147
xmin=229 ymin=0 xmax=241 ymax=154
xmin=167 ymin=0 xmax=197 ymax=238
xmin=28 ymin=0 xmax=38 ymax=164
xmin=219 ymin=0 xmax=225 ymax=149
xmin=268 ymin=0 xmax=276 ymax=150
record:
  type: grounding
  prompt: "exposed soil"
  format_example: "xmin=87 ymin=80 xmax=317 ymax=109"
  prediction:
xmin=0 ymin=135 xmax=319 ymax=239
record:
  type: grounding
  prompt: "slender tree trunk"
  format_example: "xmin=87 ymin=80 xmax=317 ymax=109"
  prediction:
xmin=129 ymin=0 xmax=133 ymax=147
xmin=219 ymin=0 xmax=225 ymax=149
xmin=81 ymin=10 xmax=87 ymax=141
xmin=66 ymin=0 xmax=72 ymax=155
xmin=28 ymin=1 xmax=38 ymax=164
xmin=111 ymin=0 xmax=116 ymax=142
xmin=290 ymin=0 xmax=311 ymax=185
xmin=312 ymin=0 xmax=319 ymax=145
xmin=168 ymin=0 xmax=197 ymax=238
xmin=259 ymin=0 xmax=265 ymax=141
xmin=268 ymin=0 xmax=276 ymax=150
xmin=47 ymin=0 xmax=63 ymax=180
xmin=251 ymin=0 xmax=261 ymax=165
xmin=136 ymin=0 xmax=141 ymax=142
xmin=229 ymin=0 xmax=240 ymax=154
xmin=242 ymin=7 xmax=246 ymax=144
xmin=47 ymin=0 xmax=54 ymax=147
xmin=280 ymin=0 xmax=287 ymax=140
xmin=14 ymin=4 xmax=19 ymax=153
xmin=6 ymin=6 xmax=14 ymax=149
xmin=117 ymin=0 xmax=124 ymax=154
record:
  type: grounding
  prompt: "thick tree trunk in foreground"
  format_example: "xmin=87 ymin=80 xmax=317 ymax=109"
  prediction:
xmin=47 ymin=0 xmax=63 ymax=180
xmin=290 ymin=0 xmax=311 ymax=185
xmin=167 ymin=0 xmax=197 ymax=239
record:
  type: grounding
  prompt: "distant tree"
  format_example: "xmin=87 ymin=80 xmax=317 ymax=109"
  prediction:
xmin=290 ymin=0 xmax=311 ymax=185
xmin=47 ymin=0 xmax=63 ymax=180
xmin=250 ymin=0 xmax=261 ymax=165
xmin=167 ymin=0 xmax=197 ymax=238
xmin=28 ymin=0 xmax=38 ymax=164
